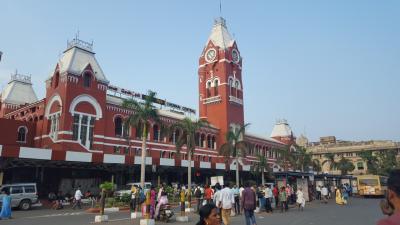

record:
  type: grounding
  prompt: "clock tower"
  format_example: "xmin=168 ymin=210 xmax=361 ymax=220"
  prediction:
xmin=198 ymin=17 xmax=244 ymax=147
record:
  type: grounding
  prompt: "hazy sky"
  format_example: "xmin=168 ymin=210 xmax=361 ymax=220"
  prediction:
xmin=0 ymin=0 xmax=399 ymax=142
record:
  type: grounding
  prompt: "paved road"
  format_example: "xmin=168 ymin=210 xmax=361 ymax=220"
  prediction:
xmin=0 ymin=197 xmax=385 ymax=225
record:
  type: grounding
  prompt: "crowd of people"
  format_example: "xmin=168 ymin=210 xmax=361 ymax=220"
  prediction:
xmin=1 ymin=169 xmax=399 ymax=225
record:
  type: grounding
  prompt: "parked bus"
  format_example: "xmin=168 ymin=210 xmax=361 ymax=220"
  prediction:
xmin=357 ymin=175 xmax=388 ymax=197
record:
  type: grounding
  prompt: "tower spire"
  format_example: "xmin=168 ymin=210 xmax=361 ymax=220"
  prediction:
xmin=219 ymin=0 xmax=222 ymax=16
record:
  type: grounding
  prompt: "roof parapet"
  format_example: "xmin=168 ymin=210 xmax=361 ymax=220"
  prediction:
xmin=10 ymin=71 xmax=32 ymax=84
xmin=66 ymin=35 xmax=94 ymax=53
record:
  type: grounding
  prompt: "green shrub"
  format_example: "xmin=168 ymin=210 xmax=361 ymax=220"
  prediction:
xmin=120 ymin=193 xmax=131 ymax=204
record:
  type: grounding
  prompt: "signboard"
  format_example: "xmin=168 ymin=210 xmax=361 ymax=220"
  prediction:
xmin=107 ymin=85 xmax=195 ymax=114
xmin=210 ymin=176 xmax=224 ymax=186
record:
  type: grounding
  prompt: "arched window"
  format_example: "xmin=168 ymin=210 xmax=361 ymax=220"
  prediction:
xmin=214 ymin=80 xmax=219 ymax=95
xmin=153 ymin=125 xmax=160 ymax=141
xmin=83 ymin=72 xmax=91 ymax=88
xmin=212 ymin=136 xmax=216 ymax=149
xmin=17 ymin=126 xmax=27 ymax=143
xmin=135 ymin=122 xmax=143 ymax=139
xmin=200 ymin=134 xmax=205 ymax=148
xmin=72 ymin=114 xmax=95 ymax=148
xmin=195 ymin=133 xmax=200 ymax=146
xmin=114 ymin=117 xmax=123 ymax=136
xmin=207 ymin=135 xmax=212 ymax=148
xmin=206 ymin=81 xmax=211 ymax=97
xmin=235 ymin=81 xmax=239 ymax=97
xmin=229 ymin=78 xmax=233 ymax=96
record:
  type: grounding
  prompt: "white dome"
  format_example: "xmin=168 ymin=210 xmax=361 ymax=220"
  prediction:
xmin=270 ymin=119 xmax=293 ymax=138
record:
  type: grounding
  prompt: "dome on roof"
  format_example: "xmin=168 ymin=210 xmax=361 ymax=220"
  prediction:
xmin=1 ymin=73 xmax=38 ymax=105
xmin=296 ymin=134 xmax=309 ymax=147
xmin=270 ymin=119 xmax=293 ymax=138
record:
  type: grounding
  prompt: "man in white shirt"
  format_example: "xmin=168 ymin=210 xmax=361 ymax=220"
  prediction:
xmin=72 ymin=186 xmax=83 ymax=209
xmin=264 ymin=185 xmax=273 ymax=213
xmin=218 ymin=184 xmax=235 ymax=225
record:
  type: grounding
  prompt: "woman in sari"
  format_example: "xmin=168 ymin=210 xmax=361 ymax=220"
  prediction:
xmin=0 ymin=189 xmax=12 ymax=219
xmin=335 ymin=187 xmax=344 ymax=205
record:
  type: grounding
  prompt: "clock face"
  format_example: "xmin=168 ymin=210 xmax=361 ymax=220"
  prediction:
xmin=205 ymin=49 xmax=217 ymax=62
xmin=232 ymin=49 xmax=240 ymax=63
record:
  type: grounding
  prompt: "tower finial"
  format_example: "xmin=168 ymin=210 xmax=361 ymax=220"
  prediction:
xmin=219 ymin=0 xmax=222 ymax=17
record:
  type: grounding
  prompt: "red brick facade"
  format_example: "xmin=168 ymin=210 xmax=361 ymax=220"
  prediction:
xmin=0 ymin=18 xmax=289 ymax=179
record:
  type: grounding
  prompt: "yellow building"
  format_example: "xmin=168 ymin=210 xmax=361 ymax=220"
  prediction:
xmin=302 ymin=137 xmax=400 ymax=175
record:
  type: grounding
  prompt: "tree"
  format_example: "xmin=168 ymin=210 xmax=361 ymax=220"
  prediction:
xmin=322 ymin=153 xmax=338 ymax=172
xmin=252 ymin=154 xmax=271 ymax=186
xmin=336 ymin=156 xmax=355 ymax=175
xmin=99 ymin=182 xmax=113 ymax=215
xmin=122 ymin=90 xmax=160 ymax=188
xmin=172 ymin=117 xmax=208 ymax=209
xmin=276 ymin=147 xmax=294 ymax=172
xmin=291 ymin=146 xmax=312 ymax=172
xmin=358 ymin=150 xmax=378 ymax=174
xmin=219 ymin=124 xmax=250 ymax=187
xmin=376 ymin=150 xmax=399 ymax=176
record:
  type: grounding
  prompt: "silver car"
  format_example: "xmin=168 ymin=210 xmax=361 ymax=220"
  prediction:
xmin=0 ymin=183 xmax=39 ymax=210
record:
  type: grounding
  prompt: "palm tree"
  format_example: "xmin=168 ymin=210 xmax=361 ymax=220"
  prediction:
xmin=358 ymin=150 xmax=378 ymax=174
xmin=99 ymin=181 xmax=113 ymax=215
xmin=219 ymin=123 xmax=250 ymax=187
xmin=291 ymin=146 xmax=312 ymax=172
xmin=322 ymin=153 xmax=338 ymax=173
xmin=276 ymin=147 xmax=294 ymax=171
xmin=172 ymin=117 xmax=208 ymax=209
xmin=122 ymin=90 xmax=160 ymax=188
xmin=336 ymin=156 xmax=355 ymax=175
xmin=252 ymin=154 xmax=270 ymax=186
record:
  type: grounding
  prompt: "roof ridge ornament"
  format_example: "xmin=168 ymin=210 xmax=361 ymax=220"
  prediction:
xmin=67 ymin=32 xmax=94 ymax=52
xmin=10 ymin=70 xmax=32 ymax=84
xmin=214 ymin=17 xmax=227 ymax=28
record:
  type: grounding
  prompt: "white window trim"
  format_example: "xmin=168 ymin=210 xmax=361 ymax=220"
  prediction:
xmin=16 ymin=126 xmax=28 ymax=143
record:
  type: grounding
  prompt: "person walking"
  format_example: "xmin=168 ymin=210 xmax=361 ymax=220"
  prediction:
xmin=241 ymin=182 xmax=257 ymax=225
xmin=257 ymin=185 xmax=265 ymax=212
xmin=316 ymin=185 xmax=321 ymax=200
xmin=296 ymin=187 xmax=305 ymax=211
xmin=273 ymin=185 xmax=279 ymax=209
xmin=335 ymin=187 xmax=344 ymax=205
xmin=204 ymin=185 xmax=213 ymax=205
xmin=72 ymin=186 xmax=83 ymax=209
xmin=150 ymin=186 xmax=156 ymax=219
xmin=195 ymin=185 xmax=203 ymax=212
xmin=218 ymin=184 xmax=235 ymax=225
xmin=213 ymin=183 xmax=222 ymax=217
xmin=342 ymin=186 xmax=349 ymax=205
xmin=130 ymin=185 xmax=138 ymax=212
xmin=377 ymin=169 xmax=400 ymax=225
xmin=0 ymin=189 xmax=12 ymax=219
xmin=279 ymin=186 xmax=287 ymax=213
xmin=196 ymin=203 xmax=221 ymax=225
xmin=264 ymin=185 xmax=273 ymax=213
xmin=321 ymin=185 xmax=328 ymax=204
xmin=232 ymin=185 xmax=240 ymax=215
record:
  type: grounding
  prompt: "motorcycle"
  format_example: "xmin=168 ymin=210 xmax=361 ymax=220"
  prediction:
xmin=158 ymin=203 xmax=174 ymax=222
